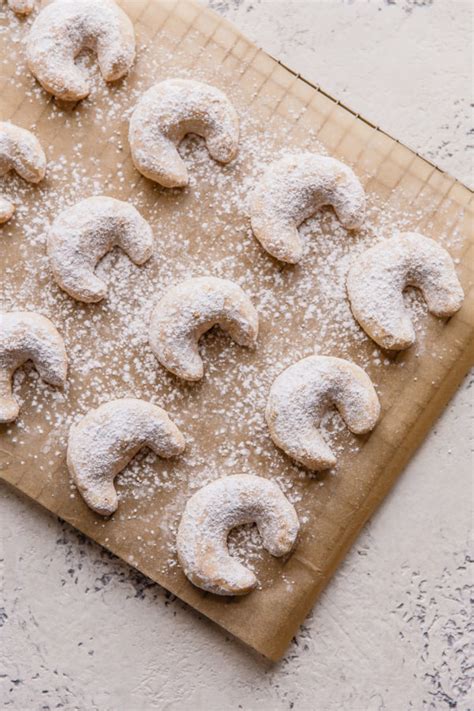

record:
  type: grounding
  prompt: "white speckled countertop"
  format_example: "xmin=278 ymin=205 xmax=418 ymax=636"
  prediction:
xmin=1 ymin=1 xmax=472 ymax=709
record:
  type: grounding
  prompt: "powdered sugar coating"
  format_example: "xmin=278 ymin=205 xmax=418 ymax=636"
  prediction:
xmin=7 ymin=0 xmax=35 ymax=16
xmin=26 ymin=0 xmax=136 ymax=102
xmin=67 ymin=398 xmax=185 ymax=516
xmin=0 ymin=197 xmax=15 ymax=223
xmin=177 ymin=474 xmax=299 ymax=595
xmin=47 ymin=195 xmax=154 ymax=303
xmin=266 ymin=355 xmax=380 ymax=470
xmin=346 ymin=232 xmax=464 ymax=350
xmin=250 ymin=153 xmax=366 ymax=263
xmin=129 ymin=78 xmax=239 ymax=188
xmin=149 ymin=276 xmax=259 ymax=381
xmin=0 ymin=122 xmax=46 ymax=224
xmin=0 ymin=311 xmax=67 ymax=423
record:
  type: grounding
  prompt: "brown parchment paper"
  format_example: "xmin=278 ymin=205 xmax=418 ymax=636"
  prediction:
xmin=1 ymin=0 xmax=473 ymax=661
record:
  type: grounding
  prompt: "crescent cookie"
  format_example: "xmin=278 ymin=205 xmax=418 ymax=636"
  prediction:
xmin=129 ymin=78 xmax=239 ymax=188
xmin=346 ymin=232 xmax=464 ymax=350
xmin=250 ymin=153 xmax=366 ymax=264
xmin=7 ymin=0 xmax=35 ymax=15
xmin=67 ymin=398 xmax=185 ymax=516
xmin=177 ymin=474 xmax=299 ymax=596
xmin=47 ymin=195 xmax=154 ymax=303
xmin=0 ymin=312 xmax=67 ymax=423
xmin=149 ymin=276 xmax=259 ymax=381
xmin=26 ymin=0 xmax=136 ymax=102
xmin=266 ymin=355 xmax=380 ymax=470
xmin=0 ymin=122 xmax=46 ymax=224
